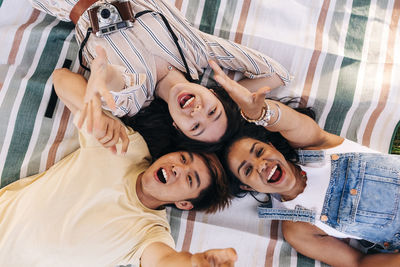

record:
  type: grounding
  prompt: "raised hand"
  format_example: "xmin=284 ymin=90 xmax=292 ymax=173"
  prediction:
xmin=209 ymin=60 xmax=270 ymax=120
xmin=191 ymin=248 xmax=237 ymax=267
xmin=85 ymin=45 xmax=116 ymax=110
xmin=78 ymin=92 xmax=128 ymax=154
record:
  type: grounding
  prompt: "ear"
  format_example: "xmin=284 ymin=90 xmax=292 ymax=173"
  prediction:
xmin=239 ymin=184 xmax=255 ymax=191
xmin=174 ymin=201 xmax=194 ymax=211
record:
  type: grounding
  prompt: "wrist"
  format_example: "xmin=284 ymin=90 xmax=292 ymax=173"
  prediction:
xmin=240 ymin=100 xmax=281 ymax=127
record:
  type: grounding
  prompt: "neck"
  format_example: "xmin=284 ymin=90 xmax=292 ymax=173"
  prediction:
xmin=280 ymin=164 xmax=307 ymax=201
xmin=155 ymin=67 xmax=189 ymax=102
xmin=136 ymin=173 xmax=167 ymax=210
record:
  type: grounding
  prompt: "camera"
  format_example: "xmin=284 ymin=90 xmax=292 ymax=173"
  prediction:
xmin=88 ymin=0 xmax=135 ymax=37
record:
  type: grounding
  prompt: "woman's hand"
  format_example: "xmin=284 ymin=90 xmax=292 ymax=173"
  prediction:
xmin=209 ymin=60 xmax=270 ymax=120
xmin=84 ymin=46 xmax=116 ymax=111
xmin=78 ymin=93 xmax=129 ymax=154
xmin=191 ymin=248 xmax=237 ymax=267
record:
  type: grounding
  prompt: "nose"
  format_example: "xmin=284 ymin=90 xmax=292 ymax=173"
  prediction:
xmin=257 ymin=159 xmax=268 ymax=174
xmin=190 ymin=104 xmax=203 ymax=117
xmin=172 ymin=164 xmax=190 ymax=179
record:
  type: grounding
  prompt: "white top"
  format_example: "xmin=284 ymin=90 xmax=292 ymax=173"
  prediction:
xmin=274 ymin=139 xmax=379 ymax=239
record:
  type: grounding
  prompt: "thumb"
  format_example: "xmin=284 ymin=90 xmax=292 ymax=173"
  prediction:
xmin=95 ymin=45 xmax=107 ymax=60
xmin=254 ymin=86 xmax=270 ymax=104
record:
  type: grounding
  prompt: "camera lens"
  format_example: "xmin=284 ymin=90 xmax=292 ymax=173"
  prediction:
xmin=100 ymin=8 xmax=111 ymax=19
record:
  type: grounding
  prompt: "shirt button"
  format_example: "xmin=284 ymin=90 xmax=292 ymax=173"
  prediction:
xmin=331 ymin=154 xmax=339 ymax=161
xmin=350 ymin=189 xmax=358 ymax=195
xmin=320 ymin=215 xmax=328 ymax=222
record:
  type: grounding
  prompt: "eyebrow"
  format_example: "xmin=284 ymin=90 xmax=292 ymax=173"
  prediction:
xmin=237 ymin=142 xmax=259 ymax=174
xmin=192 ymin=110 xmax=223 ymax=137
xmin=194 ymin=171 xmax=201 ymax=188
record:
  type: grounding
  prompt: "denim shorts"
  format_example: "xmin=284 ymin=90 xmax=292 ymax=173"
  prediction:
xmin=321 ymin=153 xmax=400 ymax=250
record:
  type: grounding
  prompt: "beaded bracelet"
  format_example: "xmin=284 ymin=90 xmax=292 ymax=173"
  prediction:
xmin=240 ymin=99 xmax=274 ymax=127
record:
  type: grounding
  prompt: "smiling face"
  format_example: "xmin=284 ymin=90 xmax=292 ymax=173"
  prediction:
xmin=140 ymin=151 xmax=212 ymax=208
xmin=167 ymin=83 xmax=228 ymax=142
xmin=227 ymin=137 xmax=298 ymax=194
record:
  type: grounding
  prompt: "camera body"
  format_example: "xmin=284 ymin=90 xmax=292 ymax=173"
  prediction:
xmin=88 ymin=0 xmax=135 ymax=37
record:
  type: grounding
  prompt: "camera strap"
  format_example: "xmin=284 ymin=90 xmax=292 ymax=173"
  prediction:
xmin=78 ymin=9 xmax=197 ymax=83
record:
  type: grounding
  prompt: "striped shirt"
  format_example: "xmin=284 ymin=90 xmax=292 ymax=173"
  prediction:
xmin=29 ymin=0 xmax=292 ymax=117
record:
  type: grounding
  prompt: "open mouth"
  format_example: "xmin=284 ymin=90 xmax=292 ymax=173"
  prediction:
xmin=156 ymin=167 xmax=169 ymax=184
xmin=178 ymin=93 xmax=195 ymax=108
xmin=266 ymin=165 xmax=283 ymax=183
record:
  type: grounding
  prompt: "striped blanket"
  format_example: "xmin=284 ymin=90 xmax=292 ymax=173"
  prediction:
xmin=1 ymin=0 xmax=399 ymax=266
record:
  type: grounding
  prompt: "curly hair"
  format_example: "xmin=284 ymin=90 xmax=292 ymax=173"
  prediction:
xmin=220 ymin=98 xmax=315 ymax=198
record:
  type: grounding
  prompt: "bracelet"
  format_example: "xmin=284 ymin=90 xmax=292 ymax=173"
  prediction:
xmin=266 ymin=103 xmax=281 ymax=127
xmin=240 ymin=100 xmax=275 ymax=127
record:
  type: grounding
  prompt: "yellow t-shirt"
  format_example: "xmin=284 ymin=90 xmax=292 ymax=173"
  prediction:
xmin=0 ymin=123 xmax=175 ymax=266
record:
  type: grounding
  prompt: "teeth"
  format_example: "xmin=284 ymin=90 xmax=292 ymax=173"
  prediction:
xmin=182 ymin=97 xmax=194 ymax=108
xmin=162 ymin=168 xmax=168 ymax=182
xmin=267 ymin=165 xmax=277 ymax=181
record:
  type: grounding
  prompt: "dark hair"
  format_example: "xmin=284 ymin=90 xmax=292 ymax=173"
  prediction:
xmin=220 ymin=98 xmax=315 ymax=198
xmin=123 ymin=86 xmax=241 ymax=158
xmin=185 ymin=152 xmax=231 ymax=213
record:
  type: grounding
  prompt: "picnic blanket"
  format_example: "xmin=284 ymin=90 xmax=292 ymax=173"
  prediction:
xmin=1 ymin=0 xmax=399 ymax=266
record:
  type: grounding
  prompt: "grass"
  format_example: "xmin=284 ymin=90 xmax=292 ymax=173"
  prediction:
xmin=391 ymin=126 xmax=400 ymax=154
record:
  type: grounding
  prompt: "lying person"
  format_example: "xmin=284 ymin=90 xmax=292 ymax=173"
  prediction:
xmin=0 ymin=71 xmax=237 ymax=266
xmin=209 ymin=61 xmax=400 ymax=266
xmin=29 ymin=0 xmax=290 ymax=147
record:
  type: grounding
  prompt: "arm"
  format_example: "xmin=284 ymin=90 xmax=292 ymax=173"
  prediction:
xmin=141 ymin=242 xmax=237 ymax=267
xmin=52 ymin=68 xmax=128 ymax=154
xmin=209 ymin=60 xmax=342 ymax=149
xmin=282 ymin=221 xmax=400 ymax=267
xmin=238 ymin=75 xmax=284 ymax=93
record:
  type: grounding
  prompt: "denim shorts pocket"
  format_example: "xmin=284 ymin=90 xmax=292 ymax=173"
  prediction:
xmin=342 ymin=154 xmax=400 ymax=227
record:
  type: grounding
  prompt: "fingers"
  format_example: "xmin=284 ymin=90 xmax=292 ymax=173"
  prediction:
xmin=205 ymin=248 xmax=237 ymax=265
xmin=86 ymin=100 xmax=94 ymax=133
xmin=254 ymin=86 xmax=271 ymax=104
xmin=95 ymin=45 xmax=107 ymax=60
xmin=119 ymin=125 xmax=129 ymax=155
xmin=77 ymin=103 xmax=88 ymax=129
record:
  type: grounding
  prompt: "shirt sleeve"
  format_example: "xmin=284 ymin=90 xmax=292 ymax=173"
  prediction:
xmin=101 ymin=65 xmax=151 ymax=117
xmin=28 ymin=0 xmax=73 ymax=22
xmin=200 ymin=31 xmax=293 ymax=85
xmin=128 ymin=225 xmax=175 ymax=266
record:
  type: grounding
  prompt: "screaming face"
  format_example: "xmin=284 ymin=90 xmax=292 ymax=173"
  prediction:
xmin=227 ymin=137 xmax=297 ymax=194
xmin=167 ymin=83 xmax=228 ymax=143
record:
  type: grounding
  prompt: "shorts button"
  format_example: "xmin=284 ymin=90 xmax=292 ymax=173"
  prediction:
xmin=320 ymin=215 xmax=328 ymax=222
xmin=331 ymin=154 xmax=339 ymax=161
xmin=383 ymin=242 xmax=390 ymax=248
xmin=350 ymin=189 xmax=358 ymax=195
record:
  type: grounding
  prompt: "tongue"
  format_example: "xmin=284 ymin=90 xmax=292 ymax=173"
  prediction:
xmin=269 ymin=168 xmax=281 ymax=182
xmin=179 ymin=95 xmax=193 ymax=108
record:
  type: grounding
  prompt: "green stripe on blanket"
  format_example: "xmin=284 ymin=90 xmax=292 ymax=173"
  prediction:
xmin=1 ymin=18 xmax=74 ymax=186
xmin=324 ymin=0 xmax=371 ymax=135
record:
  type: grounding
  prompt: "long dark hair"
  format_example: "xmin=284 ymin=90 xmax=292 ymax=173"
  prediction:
xmin=220 ymin=97 xmax=315 ymax=199
xmin=122 ymin=86 xmax=241 ymax=159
